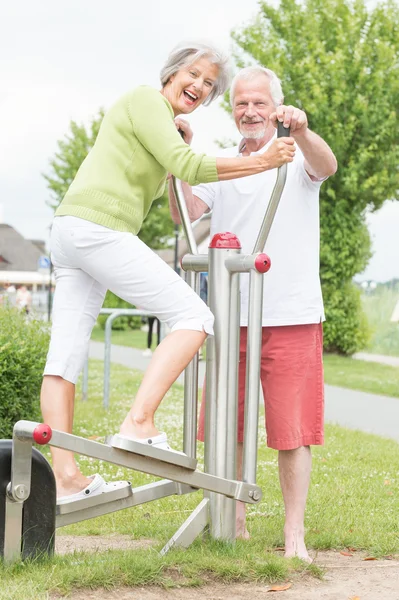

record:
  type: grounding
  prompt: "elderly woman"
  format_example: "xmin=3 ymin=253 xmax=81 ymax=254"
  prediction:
xmin=42 ymin=41 xmax=295 ymax=503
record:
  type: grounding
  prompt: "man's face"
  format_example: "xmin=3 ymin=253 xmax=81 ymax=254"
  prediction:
xmin=233 ymin=76 xmax=276 ymax=140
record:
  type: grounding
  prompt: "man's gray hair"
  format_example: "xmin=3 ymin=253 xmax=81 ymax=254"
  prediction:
xmin=230 ymin=66 xmax=284 ymax=107
xmin=160 ymin=41 xmax=232 ymax=106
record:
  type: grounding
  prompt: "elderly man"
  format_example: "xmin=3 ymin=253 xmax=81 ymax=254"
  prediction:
xmin=169 ymin=66 xmax=337 ymax=561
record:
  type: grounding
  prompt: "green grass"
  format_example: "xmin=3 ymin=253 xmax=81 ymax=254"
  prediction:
xmin=323 ymin=353 xmax=399 ymax=398
xmin=362 ymin=288 xmax=399 ymax=357
xmin=1 ymin=360 xmax=397 ymax=598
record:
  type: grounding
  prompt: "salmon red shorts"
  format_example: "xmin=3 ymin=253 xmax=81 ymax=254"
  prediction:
xmin=198 ymin=323 xmax=324 ymax=451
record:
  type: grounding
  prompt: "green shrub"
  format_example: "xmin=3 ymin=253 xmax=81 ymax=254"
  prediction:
xmin=323 ymin=282 xmax=370 ymax=355
xmin=0 ymin=307 xmax=50 ymax=438
xmin=97 ymin=291 xmax=142 ymax=331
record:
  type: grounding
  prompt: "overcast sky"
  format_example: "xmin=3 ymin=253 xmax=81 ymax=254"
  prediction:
xmin=1 ymin=0 xmax=398 ymax=282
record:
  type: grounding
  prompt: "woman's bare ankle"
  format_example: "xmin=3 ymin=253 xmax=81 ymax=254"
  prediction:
xmin=55 ymin=471 xmax=93 ymax=499
xmin=120 ymin=413 xmax=159 ymax=439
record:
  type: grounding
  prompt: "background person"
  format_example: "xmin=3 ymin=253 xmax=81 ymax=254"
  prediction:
xmin=41 ymin=45 xmax=295 ymax=504
xmin=16 ymin=285 xmax=32 ymax=315
xmin=142 ymin=316 xmax=161 ymax=357
xmin=169 ymin=65 xmax=337 ymax=561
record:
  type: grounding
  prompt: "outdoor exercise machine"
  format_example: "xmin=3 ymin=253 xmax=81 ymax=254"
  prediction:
xmin=0 ymin=123 xmax=289 ymax=564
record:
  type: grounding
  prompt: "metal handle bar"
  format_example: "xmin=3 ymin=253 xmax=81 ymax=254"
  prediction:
xmin=171 ymin=128 xmax=199 ymax=256
xmin=171 ymin=177 xmax=199 ymax=256
xmin=252 ymin=121 xmax=291 ymax=254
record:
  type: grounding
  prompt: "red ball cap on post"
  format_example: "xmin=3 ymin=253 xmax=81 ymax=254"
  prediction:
xmin=33 ymin=424 xmax=52 ymax=445
xmin=209 ymin=232 xmax=241 ymax=249
xmin=254 ymin=254 xmax=271 ymax=273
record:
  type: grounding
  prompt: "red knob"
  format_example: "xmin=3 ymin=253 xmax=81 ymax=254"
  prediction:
xmin=209 ymin=232 xmax=241 ymax=249
xmin=33 ymin=424 xmax=52 ymax=445
xmin=254 ymin=254 xmax=271 ymax=273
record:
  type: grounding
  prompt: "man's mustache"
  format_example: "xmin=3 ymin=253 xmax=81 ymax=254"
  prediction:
xmin=241 ymin=119 xmax=265 ymax=124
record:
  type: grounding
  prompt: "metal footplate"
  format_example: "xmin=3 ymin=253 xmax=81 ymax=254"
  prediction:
xmin=56 ymin=480 xmax=195 ymax=528
xmin=57 ymin=481 xmax=133 ymax=515
xmin=105 ymin=434 xmax=197 ymax=470
xmin=47 ymin=429 xmax=262 ymax=504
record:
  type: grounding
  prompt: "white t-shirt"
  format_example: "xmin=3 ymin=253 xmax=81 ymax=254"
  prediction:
xmin=193 ymin=137 xmax=326 ymax=327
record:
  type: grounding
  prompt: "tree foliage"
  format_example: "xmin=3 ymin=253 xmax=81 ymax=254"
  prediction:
xmin=43 ymin=112 xmax=174 ymax=249
xmin=231 ymin=0 xmax=399 ymax=353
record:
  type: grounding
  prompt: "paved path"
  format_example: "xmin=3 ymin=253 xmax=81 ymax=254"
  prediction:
xmin=353 ymin=351 xmax=399 ymax=367
xmin=89 ymin=342 xmax=399 ymax=444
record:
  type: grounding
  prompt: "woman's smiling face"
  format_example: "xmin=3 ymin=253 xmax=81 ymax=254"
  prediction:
xmin=162 ymin=56 xmax=220 ymax=116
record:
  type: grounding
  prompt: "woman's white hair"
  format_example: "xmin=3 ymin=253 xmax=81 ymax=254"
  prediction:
xmin=230 ymin=66 xmax=284 ymax=107
xmin=160 ymin=41 xmax=232 ymax=106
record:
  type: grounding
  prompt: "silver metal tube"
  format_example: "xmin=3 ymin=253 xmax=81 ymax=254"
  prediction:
xmin=252 ymin=164 xmax=287 ymax=254
xmin=159 ymin=321 xmax=167 ymax=342
xmin=225 ymin=253 xmax=271 ymax=274
xmin=226 ymin=272 xmax=240 ymax=481
xmin=82 ymin=357 xmax=89 ymax=402
xmin=252 ymin=122 xmax=291 ymax=254
xmin=208 ymin=241 xmax=241 ymax=541
xmin=103 ymin=312 xmax=119 ymax=409
xmin=223 ymin=271 xmax=240 ymax=530
xmin=102 ymin=309 xmax=157 ymax=409
xmin=47 ymin=429 xmax=262 ymax=503
xmin=181 ymin=254 xmax=209 ymax=272
xmin=99 ymin=308 xmax=152 ymax=316
xmin=242 ymin=271 xmax=264 ymax=484
xmin=171 ymin=177 xmax=198 ymax=255
xmin=203 ymin=333 xmax=216 ymax=470
xmin=183 ymin=270 xmax=199 ymax=458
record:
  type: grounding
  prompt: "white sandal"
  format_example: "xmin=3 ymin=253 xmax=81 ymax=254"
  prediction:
xmin=57 ymin=474 xmax=130 ymax=505
xmin=109 ymin=432 xmax=182 ymax=454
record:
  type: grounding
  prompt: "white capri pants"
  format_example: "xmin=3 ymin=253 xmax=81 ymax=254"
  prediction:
xmin=44 ymin=216 xmax=214 ymax=384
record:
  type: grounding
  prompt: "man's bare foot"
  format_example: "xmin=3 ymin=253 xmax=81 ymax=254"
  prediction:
xmin=284 ymin=527 xmax=311 ymax=563
xmin=236 ymin=501 xmax=250 ymax=540
xmin=56 ymin=473 xmax=93 ymax=500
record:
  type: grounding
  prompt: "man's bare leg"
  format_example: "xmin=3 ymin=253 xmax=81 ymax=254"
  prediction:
xmin=278 ymin=446 xmax=312 ymax=561
xmin=236 ymin=442 xmax=250 ymax=540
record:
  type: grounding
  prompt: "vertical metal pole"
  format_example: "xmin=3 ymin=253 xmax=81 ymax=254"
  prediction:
xmin=159 ymin=321 xmax=167 ymax=342
xmin=173 ymin=224 xmax=179 ymax=273
xmin=182 ymin=270 xmax=199 ymax=458
xmin=103 ymin=313 xmax=115 ymax=409
xmin=207 ymin=234 xmax=241 ymax=541
xmin=82 ymin=357 xmax=89 ymax=402
xmin=204 ymin=330 xmax=217 ymax=477
xmin=47 ymin=259 xmax=53 ymax=322
xmin=242 ymin=271 xmax=264 ymax=484
xmin=171 ymin=178 xmax=198 ymax=255
xmin=223 ymin=272 xmax=240 ymax=529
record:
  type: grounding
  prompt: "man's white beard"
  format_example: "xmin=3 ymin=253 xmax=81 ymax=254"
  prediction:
xmin=239 ymin=124 xmax=266 ymax=140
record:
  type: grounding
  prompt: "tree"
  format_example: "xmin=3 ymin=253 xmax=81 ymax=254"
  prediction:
xmin=230 ymin=0 xmax=399 ymax=353
xmin=43 ymin=112 xmax=175 ymax=248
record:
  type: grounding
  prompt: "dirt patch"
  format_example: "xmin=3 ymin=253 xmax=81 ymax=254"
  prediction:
xmin=56 ymin=535 xmax=155 ymax=554
xmin=53 ymin=540 xmax=399 ymax=600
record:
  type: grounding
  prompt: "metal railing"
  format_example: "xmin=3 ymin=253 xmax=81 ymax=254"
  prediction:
xmin=82 ymin=308 xmax=165 ymax=408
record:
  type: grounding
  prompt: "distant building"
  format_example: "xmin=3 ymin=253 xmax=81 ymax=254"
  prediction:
xmin=0 ymin=224 xmax=52 ymax=290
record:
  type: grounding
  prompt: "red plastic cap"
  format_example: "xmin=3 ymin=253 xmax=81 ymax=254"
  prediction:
xmin=33 ymin=424 xmax=52 ymax=445
xmin=209 ymin=232 xmax=241 ymax=249
xmin=255 ymin=254 xmax=271 ymax=273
